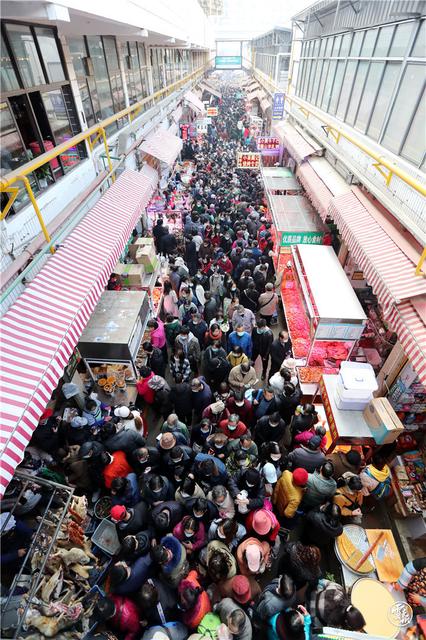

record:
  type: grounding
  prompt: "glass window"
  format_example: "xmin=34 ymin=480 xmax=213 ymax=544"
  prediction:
xmin=374 ymin=26 xmax=394 ymax=56
xmin=103 ymin=36 xmax=125 ymax=114
xmin=382 ymin=63 xmax=426 ymax=152
xmin=0 ymin=101 xmax=28 ymax=172
xmin=346 ymin=61 xmax=369 ymax=124
xmin=319 ymin=38 xmax=326 ymax=57
xmin=401 ymin=87 xmax=425 ymax=164
xmin=350 ymin=31 xmax=364 ymax=56
xmin=86 ymin=36 xmax=115 ymax=122
xmin=411 ymin=21 xmax=426 ymax=57
xmin=34 ymin=27 xmax=65 ymax=83
xmin=316 ymin=60 xmax=330 ymax=106
xmin=368 ymin=62 xmax=401 ymax=139
xmin=332 ymin=35 xmax=342 ymax=56
xmin=5 ymin=23 xmax=45 ymax=87
xmin=336 ymin=60 xmax=357 ymax=118
xmin=362 ymin=29 xmax=377 ymax=56
xmin=328 ymin=60 xmax=346 ymax=114
xmin=303 ymin=60 xmax=313 ymax=99
xmin=340 ymin=32 xmax=352 ymax=57
xmin=325 ymin=37 xmax=334 ymax=57
xmin=78 ymin=80 xmax=95 ymax=127
xmin=1 ymin=34 xmax=20 ymax=92
xmin=389 ymin=22 xmax=414 ymax=57
xmin=138 ymin=43 xmax=147 ymax=67
xmin=307 ymin=59 xmax=319 ymax=102
xmin=296 ymin=59 xmax=305 ymax=95
xmin=322 ymin=60 xmax=337 ymax=110
xmin=312 ymin=39 xmax=320 ymax=57
xmin=68 ymin=37 xmax=86 ymax=77
xmin=355 ymin=62 xmax=385 ymax=131
xmin=41 ymin=88 xmax=80 ymax=171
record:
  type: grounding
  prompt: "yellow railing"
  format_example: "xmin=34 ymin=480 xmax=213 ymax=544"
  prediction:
xmin=251 ymin=67 xmax=426 ymax=200
xmin=0 ymin=62 xmax=210 ymax=253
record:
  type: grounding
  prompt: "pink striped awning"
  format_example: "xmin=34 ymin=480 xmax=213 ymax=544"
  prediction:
xmin=280 ymin=123 xmax=322 ymax=165
xmin=297 ymin=161 xmax=333 ymax=220
xmin=328 ymin=190 xmax=426 ymax=309
xmin=140 ymin=162 xmax=159 ymax=190
xmin=140 ymin=128 xmax=183 ymax=166
xmin=0 ymin=169 xmax=156 ymax=496
xmin=386 ymin=301 xmax=426 ymax=386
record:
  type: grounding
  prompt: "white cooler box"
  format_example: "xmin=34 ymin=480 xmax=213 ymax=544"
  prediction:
xmin=334 ymin=361 xmax=378 ymax=411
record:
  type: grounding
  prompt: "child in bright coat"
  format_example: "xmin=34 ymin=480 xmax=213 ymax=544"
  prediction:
xmin=178 ymin=569 xmax=212 ymax=629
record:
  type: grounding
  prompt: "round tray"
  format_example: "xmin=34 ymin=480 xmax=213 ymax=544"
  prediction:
xmin=334 ymin=524 xmax=376 ymax=577
xmin=351 ymin=577 xmax=398 ymax=638
xmin=94 ymin=496 xmax=112 ymax=520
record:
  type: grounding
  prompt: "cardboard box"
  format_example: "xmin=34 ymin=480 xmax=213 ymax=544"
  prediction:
xmin=128 ymin=237 xmax=155 ymax=259
xmin=135 ymin=247 xmax=158 ymax=273
xmin=363 ymin=398 xmax=405 ymax=444
xmin=114 ymin=262 xmax=145 ymax=286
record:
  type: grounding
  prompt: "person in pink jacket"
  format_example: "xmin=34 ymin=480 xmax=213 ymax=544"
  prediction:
xmin=95 ymin=595 xmax=141 ymax=640
xmin=147 ymin=318 xmax=166 ymax=349
xmin=173 ymin=515 xmax=206 ymax=555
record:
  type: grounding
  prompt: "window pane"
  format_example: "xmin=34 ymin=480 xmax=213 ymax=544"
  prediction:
xmin=315 ymin=60 xmax=329 ymax=106
xmin=350 ymin=31 xmax=364 ymax=56
xmin=68 ymin=37 xmax=86 ymax=77
xmin=368 ymin=62 xmax=401 ymax=139
xmin=329 ymin=60 xmax=346 ymax=114
xmin=322 ymin=60 xmax=337 ymax=110
xmin=336 ymin=60 xmax=357 ymax=118
xmin=401 ymin=87 xmax=425 ymax=164
xmin=138 ymin=43 xmax=147 ymax=67
xmin=86 ymin=36 xmax=115 ymax=121
xmin=374 ymin=26 xmax=394 ymax=56
xmin=332 ymin=35 xmax=342 ymax=56
xmin=411 ymin=21 xmax=426 ymax=57
xmin=346 ymin=61 xmax=369 ymax=124
xmin=5 ymin=23 xmax=45 ymax=87
xmin=319 ymin=38 xmax=326 ymax=56
xmin=382 ymin=63 xmax=426 ymax=152
xmin=362 ymin=29 xmax=377 ymax=57
xmin=1 ymin=34 xmax=20 ymax=91
xmin=0 ymin=101 xmax=28 ymax=172
xmin=307 ymin=59 xmax=319 ymax=101
xmin=35 ymin=28 xmax=65 ymax=83
xmin=312 ymin=39 xmax=319 ymax=57
xmin=325 ymin=37 xmax=334 ymax=57
xmin=355 ymin=62 xmax=384 ymax=131
xmin=340 ymin=33 xmax=352 ymax=57
xmin=103 ymin=37 xmax=125 ymax=113
xmin=78 ymin=80 xmax=95 ymax=127
xmin=389 ymin=22 xmax=414 ymax=57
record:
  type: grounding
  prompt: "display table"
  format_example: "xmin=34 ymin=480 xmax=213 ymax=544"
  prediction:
xmin=95 ymin=384 xmax=137 ymax=407
xmin=319 ymin=375 xmax=376 ymax=454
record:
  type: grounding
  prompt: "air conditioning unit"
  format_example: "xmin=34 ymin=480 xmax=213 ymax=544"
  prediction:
xmin=83 ymin=56 xmax=94 ymax=77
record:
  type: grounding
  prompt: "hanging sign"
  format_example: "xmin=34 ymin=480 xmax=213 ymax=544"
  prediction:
xmin=280 ymin=231 xmax=324 ymax=246
xmin=272 ymin=92 xmax=285 ymax=120
xmin=180 ymin=124 xmax=189 ymax=140
xmin=236 ymin=152 xmax=261 ymax=169
xmin=206 ymin=107 xmax=218 ymax=117
xmin=257 ymin=136 xmax=280 ymax=150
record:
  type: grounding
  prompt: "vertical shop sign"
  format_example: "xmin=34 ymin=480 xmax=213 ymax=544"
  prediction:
xmin=272 ymin=93 xmax=285 ymax=120
xmin=180 ymin=124 xmax=189 ymax=141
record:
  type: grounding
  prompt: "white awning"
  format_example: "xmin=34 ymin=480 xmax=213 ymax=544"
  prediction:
xmin=184 ymin=90 xmax=205 ymax=114
xmin=140 ymin=128 xmax=183 ymax=166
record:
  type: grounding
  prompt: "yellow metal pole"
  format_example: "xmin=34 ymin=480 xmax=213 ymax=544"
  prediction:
xmin=21 ymin=175 xmax=55 ymax=254
xmin=100 ymin=128 xmax=114 ymax=181
xmin=415 ymin=247 xmax=426 ymax=276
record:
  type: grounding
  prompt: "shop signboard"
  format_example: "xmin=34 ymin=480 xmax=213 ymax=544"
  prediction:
xmin=272 ymin=92 xmax=285 ymax=119
xmin=206 ymin=107 xmax=218 ymax=117
xmin=180 ymin=124 xmax=189 ymax=140
xmin=196 ymin=119 xmax=208 ymax=134
xmin=188 ymin=123 xmax=197 ymax=138
xmin=257 ymin=136 xmax=280 ymax=152
xmin=236 ymin=152 xmax=261 ymax=169
xmin=319 ymin=377 xmax=339 ymax=442
xmin=280 ymin=231 xmax=324 ymax=246
xmin=215 ymin=55 xmax=242 ymax=69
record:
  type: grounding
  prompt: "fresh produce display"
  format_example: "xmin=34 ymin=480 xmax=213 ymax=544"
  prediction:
xmin=152 ymin=286 xmax=163 ymax=315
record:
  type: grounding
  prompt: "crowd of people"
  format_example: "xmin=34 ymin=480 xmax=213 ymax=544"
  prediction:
xmin=3 ymin=85 xmax=424 ymax=640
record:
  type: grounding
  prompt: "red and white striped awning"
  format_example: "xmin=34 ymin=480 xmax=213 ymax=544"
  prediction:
xmin=184 ymin=90 xmax=205 ymax=114
xmin=140 ymin=162 xmax=159 ymax=189
xmin=0 ymin=169 xmax=156 ymax=496
xmin=296 ymin=161 xmax=333 ymax=220
xmin=275 ymin=123 xmax=323 ymax=165
xmin=328 ymin=190 xmax=426 ymax=309
xmin=140 ymin=128 xmax=183 ymax=166
xmin=386 ymin=301 xmax=426 ymax=386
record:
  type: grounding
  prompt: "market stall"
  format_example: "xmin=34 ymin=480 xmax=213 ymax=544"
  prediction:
xmin=261 ymin=166 xmax=302 ymax=195
xmin=281 ymin=245 xmax=367 ymax=392
xmin=77 ymin=290 xmax=150 ymax=403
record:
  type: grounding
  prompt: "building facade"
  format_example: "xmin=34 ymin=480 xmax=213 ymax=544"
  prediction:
xmin=251 ymin=27 xmax=292 ymax=88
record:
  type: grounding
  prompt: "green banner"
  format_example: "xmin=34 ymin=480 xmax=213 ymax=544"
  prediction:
xmin=280 ymin=231 xmax=324 ymax=246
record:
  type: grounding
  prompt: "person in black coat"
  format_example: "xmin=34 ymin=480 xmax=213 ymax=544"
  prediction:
xmin=153 ymin=218 xmax=167 ymax=252
xmin=132 ymin=446 xmax=161 ymax=475
xmin=113 ymin=501 xmax=149 ymax=538
xmin=150 ymin=500 xmax=184 ymax=535
xmin=142 ymin=341 xmax=166 ymax=378
xmin=161 ymin=445 xmax=194 ymax=479
xmin=239 ymin=282 xmax=259 ymax=313
xmin=228 ymin=467 xmax=265 ymax=512
xmin=104 ymin=427 xmax=146 ymax=455
xmin=203 ymin=292 xmax=219 ymax=325
xmin=187 ymin=313 xmax=208 ymax=349
xmin=204 ymin=356 xmax=231 ymax=390
xmin=141 ymin=474 xmax=174 ymax=506
xmin=185 ymin=237 xmax=198 ymax=276
xmin=137 ymin=577 xmax=177 ymax=626
xmin=279 ymin=383 xmax=303 ymax=426
xmin=169 ymin=376 xmax=193 ymax=425
xmin=301 ymin=503 xmax=343 ymax=547
xmin=160 ymin=227 xmax=177 ymax=256
xmin=278 ymin=541 xmax=321 ymax=598
xmin=30 ymin=415 xmax=65 ymax=457
xmin=254 ymin=412 xmax=290 ymax=448
xmin=269 ymin=331 xmax=293 ymax=377
xmin=251 ymin=319 xmax=273 ymax=380
xmin=184 ymin=496 xmax=219 ymax=526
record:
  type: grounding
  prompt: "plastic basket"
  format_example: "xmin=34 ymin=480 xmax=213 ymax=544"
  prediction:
xmin=91 ymin=518 xmax=121 ymax=556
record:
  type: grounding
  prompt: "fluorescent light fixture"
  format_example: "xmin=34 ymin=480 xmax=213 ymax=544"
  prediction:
xmin=138 ymin=29 xmax=149 ymax=37
xmin=46 ymin=3 xmax=70 ymax=21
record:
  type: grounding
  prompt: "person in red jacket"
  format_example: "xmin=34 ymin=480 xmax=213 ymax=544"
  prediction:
xmin=218 ymin=413 xmax=247 ymax=440
xmin=216 ymin=254 xmax=233 ymax=274
xmin=102 ymin=451 xmax=133 ymax=489
xmin=136 ymin=366 xmax=155 ymax=406
xmin=178 ymin=569 xmax=212 ymax=629
xmin=95 ymin=595 xmax=141 ymax=640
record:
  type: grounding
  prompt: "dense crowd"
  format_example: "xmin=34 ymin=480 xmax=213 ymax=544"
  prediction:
xmin=3 ymin=86 xmax=425 ymax=640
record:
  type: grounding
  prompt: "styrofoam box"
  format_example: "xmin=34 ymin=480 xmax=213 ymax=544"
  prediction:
xmin=334 ymin=361 xmax=378 ymax=411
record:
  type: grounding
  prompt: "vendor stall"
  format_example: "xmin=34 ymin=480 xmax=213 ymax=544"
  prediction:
xmin=281 ymin=245 xmax=367 ymax=392
xmin=262 ymin=166 xmax=302 ymax=194
xmin=78 ymin=290 xmax=150 ymax=402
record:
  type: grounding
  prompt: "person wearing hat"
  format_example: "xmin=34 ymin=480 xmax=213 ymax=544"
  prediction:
xmin=245 ymin=508 xmax=280 ymax=544
xmin=157 ymin=431 xmax=187 ymax=455
xmin=229 ymin=467 xmax=265 ymax=513
xmin=110 ymin=500 xmax=148 ymax=538
xmin=66 ymin=416 xmax=91 ymax=447
xmin=228 ymin=362 xmax=257 ymax=394
xmin=218 ymin=574 xmax=261 ymax=609
xmin=237 ymin=537 xmax=271 ymax=577
xmin=273 ymin=468 xmax=308 ymax=522
xmin=114 ymin=405 xmax=146 ymax=436
xmin=327 ymin=449 xmax=362 ymax=480
xmin=287 ymin=435 xmax=326 ymax=473
xmin=218 ymin=413 xmax=247 ymax=440
xmin=191 ymin=377 xmax=213 ymax=421
xmin=202 ymin=400 xmax=230 ymax=427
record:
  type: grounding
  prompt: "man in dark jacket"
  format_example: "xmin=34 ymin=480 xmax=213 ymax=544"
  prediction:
xmin=184 ymin=496 xmax=219 ymax=525
xmin=150 ymin=500 xmax=184 ymax=534
xmin=110 ymin=555 xmax=153 ymax=595
xmin=191 ymin=377 xmax=213 ymax=421
xmin=104 ymin=427 xmax=145 ymax=455
xmin=111 ymin=501 xmax=148 ymax=538
xmin=187 ymin=312 xmax=208 ymax=349
xmin=169 ymin=375 xmax=193 ymax=425
xmin=253 ymin=386 xmax=282 ymax=420
xmin=138 ymin=577 xmax=177 ymax=626
xmin=327 ymin=449 xmax=362 ymax=480
xmin=229 ymin=467 xmax=265 ymax=512
xmin=287 ymin=435 xmax=326 ymax=473
xmin=203 ymin=291 xmax=219 ymax=325
xmin=269 ymin=331 xmax=293 ymax=377
xmin=254 ymin=412 xmax=290 ymax=448
xmin=192 ymin=453 xmax=228 ymax=490
xmin=254 ymin=574 xmax=296 ymax=622
xmin=153 ymin=218 xmax=167 ymax=251
xmin=251 ymin=319 xmax=273 ymax=380
xmin=160 ymin=227 xmax=177 ymax=256
xmin=141 ymin=341 xmax=166 ymax=378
